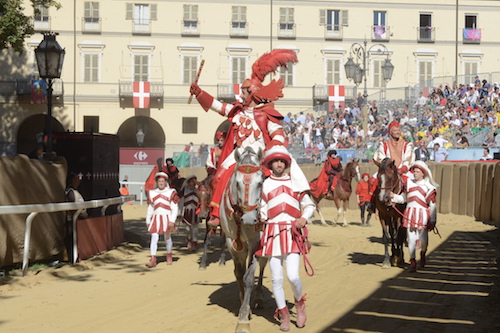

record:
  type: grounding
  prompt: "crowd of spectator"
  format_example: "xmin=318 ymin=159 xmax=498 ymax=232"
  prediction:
xmin=281 ymin=75 xmax=500 ymax=162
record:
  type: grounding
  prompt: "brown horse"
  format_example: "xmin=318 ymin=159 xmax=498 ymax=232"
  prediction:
xmin=375 ymin=158 xmax=407 ymax=268
xmin=309 ymin=159 xmax=360 ymax=226
xmin=196 ymin=176 xmax=227 ymax=270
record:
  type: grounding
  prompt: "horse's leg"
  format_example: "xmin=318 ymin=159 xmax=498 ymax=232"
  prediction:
xmin=199 ymin=222 xmax=210 ymax=270
xmin=219 ymin=231 xmax=227 ymax=267
xmin=333 ymin=199 xmax=342 ymax=225
xmin=380 ymin=217 xmax=392 ymax=269
xmin=396 ymin=221 xmax=407 ymax=266
xmin=342 ymin=200 xmax=349 ymax=227
xmin=235 ymin=253 xmax=258 ymax=333
xmin=314 ymin=198 xmax=326 ymax=226
xmin=252 ymin=256 xmax=268 ymax=309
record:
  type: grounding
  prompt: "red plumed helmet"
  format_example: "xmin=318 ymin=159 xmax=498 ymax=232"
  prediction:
xmin=242 ymin=49 xmax=298 ymax=105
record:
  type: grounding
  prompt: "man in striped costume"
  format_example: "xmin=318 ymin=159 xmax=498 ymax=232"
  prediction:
xmin=257 ymin=145 xmax=316 ymax=331
xmin=145 ymin=172 xmax=179 ymax=267
xmin=368 ymin=121 xmax=415 ymax=211
xmin=177 ymin=175 xmax=200 ymax=251
xmin=389 ymin=161 xmax=438 ymax=273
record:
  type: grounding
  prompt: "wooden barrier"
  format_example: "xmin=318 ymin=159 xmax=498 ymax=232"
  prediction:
xmin=179 ymin=161 xmax=500 ymax=223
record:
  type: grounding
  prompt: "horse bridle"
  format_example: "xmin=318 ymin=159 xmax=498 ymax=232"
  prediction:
xmin=229 ymin=164 xmax=261 ymax=214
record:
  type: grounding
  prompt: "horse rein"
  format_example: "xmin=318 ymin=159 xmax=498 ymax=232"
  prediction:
xmin=388 ymin=202 xmax=442 ymax=238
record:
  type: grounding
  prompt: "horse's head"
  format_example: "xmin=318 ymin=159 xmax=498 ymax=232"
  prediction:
xmin=196 ymin=178 xmax=212 ymax=219
xmin=377 ymin=158 xmax=398 ymax=203
xmin=345 ymin=158 xmax=361 ymax=182
xmin=231 ymin=147 xmax=264 ymax=225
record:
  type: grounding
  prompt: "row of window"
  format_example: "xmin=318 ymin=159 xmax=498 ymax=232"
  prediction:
xmin=34 ymin=3 xmax=482 ymax=42
xmin=78 ymin=49 xmax=481 ymax=88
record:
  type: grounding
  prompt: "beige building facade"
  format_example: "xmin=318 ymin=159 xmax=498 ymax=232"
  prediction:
xmin=1 ymin=0 xmax=500 ymax=157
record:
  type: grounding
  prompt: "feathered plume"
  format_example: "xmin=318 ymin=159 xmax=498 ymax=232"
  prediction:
xmin=251 ymin=49 xmax=298 ymax=82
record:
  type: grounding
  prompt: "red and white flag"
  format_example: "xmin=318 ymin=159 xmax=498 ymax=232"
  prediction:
xmin=133 ymin=81 xmax=150 ymax=108
xmin=234 ymin=83 xmax=242 ymax=102
xmin=328 ymin=85 xmax=345 ymax=112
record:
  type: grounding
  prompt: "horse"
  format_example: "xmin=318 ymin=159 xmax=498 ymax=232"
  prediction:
xmin=197 ymin=176 xmax=227 ymax=270
xmin=220 ymin=146 xmax=268 ymax=333
xmin=375 ymin=158 xmax=407 ymax=269
xmin=309 ymin=159 xmax=361 ymax=227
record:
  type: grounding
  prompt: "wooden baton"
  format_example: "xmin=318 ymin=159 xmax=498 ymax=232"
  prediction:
xmin=187 ymin=59 xmax=205 ymax=104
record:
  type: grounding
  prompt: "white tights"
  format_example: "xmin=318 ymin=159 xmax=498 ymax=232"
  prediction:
xmin=269 ymin=253 xmax=302 ymax=309
xmin=150 ymin=233 xmax=172 ymax=256
xmin=407 ymin=228 xmax=428 ymax=259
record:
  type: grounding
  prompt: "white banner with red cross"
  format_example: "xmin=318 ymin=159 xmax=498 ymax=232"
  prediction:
xmin=133 ymin=81 xmax=151 ymax=109
xmin=328 ymin=85 xmax=345 ymax=112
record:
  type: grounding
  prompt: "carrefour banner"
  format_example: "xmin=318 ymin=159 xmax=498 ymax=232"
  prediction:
xmin=120 ymin=148 xmax=164 ymax=165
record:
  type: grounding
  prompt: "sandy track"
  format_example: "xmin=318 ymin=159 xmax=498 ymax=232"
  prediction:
xmin=1 ymin=205 xmax=499 ymax=333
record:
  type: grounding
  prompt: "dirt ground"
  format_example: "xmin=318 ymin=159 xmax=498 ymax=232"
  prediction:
xmin=1 ymin=205 xmax=499 ymax=333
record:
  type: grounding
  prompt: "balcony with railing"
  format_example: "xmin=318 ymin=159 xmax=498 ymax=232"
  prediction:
xmin=33 ymin=16 xmax=51 ymax=31
xmin=230 ymin=21 xmax=248 ymax=38
xmin=463 ymin=28 xmax=482 ymax=44
xmin=417 ymin=26 xmax=435 ymax=42
xmin=278 ymin=22 xmax=296 ymax=39
xmin=82 ymin=17 xmax=101 ymax=33
xmin=182 ymin=20 xmax=200 ymax=36
xmin=119 ymin=81 xmax=164 ymax=109
xmin=324 ymin=24 xmax=343 ymax=40
xmin=217 ymin=83 xmax=239 ymax=103
xmin=132 ymin=20 xmax=151 ymax=34
xmin=372 ymin=25 xmax=391 ymax=41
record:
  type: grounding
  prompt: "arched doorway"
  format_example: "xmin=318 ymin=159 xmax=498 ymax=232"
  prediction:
xmin=117 ymin=116 xmax=165 ymax=148
xmin=117 ymin=116 xmax=166 ymax=201
xmin=16 ymin=114 xmax=64 ymax=156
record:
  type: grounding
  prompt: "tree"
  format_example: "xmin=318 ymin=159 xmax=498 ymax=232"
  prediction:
xmin=0 ymin=0 xmax=61 ymax=53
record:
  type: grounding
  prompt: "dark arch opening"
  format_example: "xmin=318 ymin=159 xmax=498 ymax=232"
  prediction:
xmin=117 ymin=116 xmax=165 ymax=148
xmin=16 ymin=114 xmax=64 ymax=155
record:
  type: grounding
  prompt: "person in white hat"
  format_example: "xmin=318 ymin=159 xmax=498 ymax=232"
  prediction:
xmin=145 ymin=172 xmax=179 ymax=267
xmin=177 ymin=174 xmax=200 ymax=251
xmin=389 ymin=160 xmax=438 ymax=273
xmin=256 ymin=144 xmax=316 ymax=331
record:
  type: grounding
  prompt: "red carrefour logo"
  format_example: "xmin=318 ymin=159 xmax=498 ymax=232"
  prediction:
xmin=134 ymin=151 xmax=148 ymax=161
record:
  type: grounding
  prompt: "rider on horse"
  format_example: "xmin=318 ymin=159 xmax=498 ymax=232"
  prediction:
xmin=368 ymin=121 xmax=415 ymax=211
xmin=145 ymin=157 xmax=182 ymax=196
xmin=205 ymin=131 xmax=226 ymax=177
xmin=309 ymin=149 xmax=343 ymax=198
xmin=388 ymin=161 xmax=438 ymax=273
xmin=257 ymin=144 xmax=315 ymax=331
xmin=190 ymin=49 xmax=309 ymax=228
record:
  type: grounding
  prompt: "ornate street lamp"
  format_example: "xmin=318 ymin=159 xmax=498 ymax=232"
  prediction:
xmin=344 ymin=40 xmax=394 ymax=134
xmin=136 ymin=129 xmax=145 ymax=146
xmin=35 ymin=32 xmax=65 ymax=154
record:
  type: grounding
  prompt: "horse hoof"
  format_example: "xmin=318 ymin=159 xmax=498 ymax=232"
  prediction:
xmin=235 ymin=322 xmax=251 ymax=333
xmin=198 ymin=266 xmax=206 ymax=271
xmin=342 ymin=223 xmax=348 ymax=227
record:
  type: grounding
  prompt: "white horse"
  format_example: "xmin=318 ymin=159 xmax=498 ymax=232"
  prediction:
xmin=220 ymin=146 xmax=268 ymax=333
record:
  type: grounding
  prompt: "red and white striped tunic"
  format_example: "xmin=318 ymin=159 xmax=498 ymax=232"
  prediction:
xmin=396 ymin=179 xmax=437 ymax=230
xmin=257 ymin=174 xmax=315 ymax=257
xmin=178 ymin=187 xmax=199 ymax=226
xmin=146 ymin=188 xmax=179 ymax=234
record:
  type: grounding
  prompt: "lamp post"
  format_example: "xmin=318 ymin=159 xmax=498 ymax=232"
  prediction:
xmin=35 ymin=32 xmax=65 ymax=154
xmin=344 ymin=40 xmax=394 ymax=135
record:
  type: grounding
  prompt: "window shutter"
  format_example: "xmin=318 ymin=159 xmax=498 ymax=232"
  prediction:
xmin=183 ymin=5 xmax=189 ymax=20
xmin=232 ymin=6 xmax=238 ymax=21
xmin=84 ymin=2 xmax=90 ymax=17
xmin=280 ymin=8 xmax=286 ymax=23
xmin=241 ymin=7 xmax=247 ymax=22
xmin=341 ymin=10 xmax=348 ymax=26
xmin=126 ymin=3 xmax=133 ymax=20
xmin=150 ymin=4 xmax=157 ymax=20
xmin=192 ymin=5 xmax=198 ymax=20
xmin=319 ymin=9 xmax=326 ymax=25
xmin=289 ymin=8 xmax=294 ymax=23
xmin=93 ymin=2 xmax=99 ymax=17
